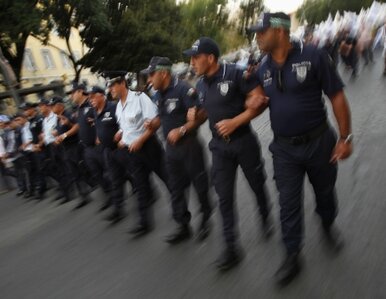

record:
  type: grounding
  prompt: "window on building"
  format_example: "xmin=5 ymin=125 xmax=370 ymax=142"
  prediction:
xmin=60 ymin=51 xmax=72 ymax=69
xmin=41 ymin=49 xmax=55 ymax=69
xmin=23 ymin=49 xmax=37 ymax=71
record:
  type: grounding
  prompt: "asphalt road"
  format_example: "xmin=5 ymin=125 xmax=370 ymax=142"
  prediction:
xmin=1 ymin=54 xmax=386 ymax=299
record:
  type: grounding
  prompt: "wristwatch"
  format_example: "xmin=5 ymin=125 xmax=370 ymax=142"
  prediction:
xmin=179 ymin=126 xmax=187 ymax=137
xmin=341 ymin=134 xmax=353 ymax=144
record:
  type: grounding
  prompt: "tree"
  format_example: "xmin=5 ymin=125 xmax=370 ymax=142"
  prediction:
xmin=81 ymin=0 xmax=182 ymax=74
xmin=44 ymin=0 xmax=111 ymax=83
xmin=178 ymin=0 xmax=231 ymax=55
xmin=238 ymin=0 xmax=264 ymax=34
xmin=0 ymin=0 xmax=50 ymax=84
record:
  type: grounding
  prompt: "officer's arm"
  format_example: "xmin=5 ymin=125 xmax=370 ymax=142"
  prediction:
xmin=58 ymin=123 xmax=79 ymax=142
xmin=329 ymin=90 xmax=353 ymax=162
xmin=245 ymin=85 xmax=269 ymax=115
xmin=144 ymin=116 xmax=161 ymax=131
xmin=128 ymin=120 xmax=157 ymax=152
xmin=185 ymin=107 xmax=207 ymax=131
xmin=330 ymin=90 xmax=351 ymax=139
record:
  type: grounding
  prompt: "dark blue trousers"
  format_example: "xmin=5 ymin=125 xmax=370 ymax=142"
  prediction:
xmin=269 ymin=126 xmax=338 ymax=254
xmin=209 ymin=131 xmax=270 ymax=249
xmin=165 ymin=135 xmax=212 ymax=226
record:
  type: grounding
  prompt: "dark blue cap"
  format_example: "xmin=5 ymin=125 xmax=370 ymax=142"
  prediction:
xmin=48 ymin=96 xmax=64 ymax=106
xmin=39 ymin=98 xmax=50 ymax=105
xmin=88 ymin=86 xmax=106 ymax=95
xmin=183 ymin=37 xmax=220 ymax=58
xmin=66 ymin=82 xmax=88 ymax=95
xmin=248 ymin=12 xmax=291 ymax=33
xmin=140 ymin=57 xmax=172 ymax=74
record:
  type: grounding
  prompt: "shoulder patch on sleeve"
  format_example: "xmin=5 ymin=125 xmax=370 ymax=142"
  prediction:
xmin=187 ymin=88 xmax=196 ymax=97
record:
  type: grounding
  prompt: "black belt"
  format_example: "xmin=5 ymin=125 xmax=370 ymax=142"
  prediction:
xmin=275 ymin=122 xmax=328 ymax=145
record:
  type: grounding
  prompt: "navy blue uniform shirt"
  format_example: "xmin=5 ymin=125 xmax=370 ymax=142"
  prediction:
xmin=257 ymin=41 xmax=344 ymax=137
xmin=56 ymin=110 xmax=78 ymax=146
xmin=77 ymin=99 xmax=96 ymax=146
xmin=29 ymin=115 xmax=43 ymax=144
xmin=155 ymin=77 xmax=199 ymax=138
xmin=94 ymin=101 xmax=119 ymax=149
xmin=196 ymin=63 xmax=258 ymax=137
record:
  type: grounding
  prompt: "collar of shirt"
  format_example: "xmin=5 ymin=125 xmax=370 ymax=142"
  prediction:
xmin=266 ymin=41 xmax=303 ymax=69
xmin=203 ymin=64 xmax=225 ymax=85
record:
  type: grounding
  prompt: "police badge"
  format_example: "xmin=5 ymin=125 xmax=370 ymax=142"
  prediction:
xmin=84 ymin=107 xmax=90 ymax=114
xmin=296 ymin=65 xmax=307 ymax=83
xmin=219 ymin=82 xmax=229 ymax=96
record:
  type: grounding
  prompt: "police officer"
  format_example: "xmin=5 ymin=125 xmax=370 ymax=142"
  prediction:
xmin=68 ymin=83 xmax=111 ymax=210
xmin=105 ymin=71 xmax=169 ymax=236
xmin=14 ymin=111 xmax=33 ymax=198
xmin=39 ymin=98 xmax=62 ymax=199
xmin=183 ymin=37 xmax=273 ymax=271
xmin=88 ymin=86 xmax=120 ymax=215
xmin=22 ymin=102 xmax=45 ymax=199
xmin=248 ymin=12 xmax=352 ymax=285
xmin=51 ymin=96 xmax=93 ymax=208
xmin=142 ymin=56 xmax=213 ymax=243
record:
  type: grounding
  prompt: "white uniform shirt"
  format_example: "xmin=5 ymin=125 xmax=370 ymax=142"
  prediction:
xmin=21 ymin=122 xmax=33 ymax=151
xmin=115 ymin=91 xmax=158 ymax=146
xmin=42 ymin=111 xmax=58 ymax=145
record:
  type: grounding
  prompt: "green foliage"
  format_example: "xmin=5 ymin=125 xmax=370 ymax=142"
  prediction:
xmin=81 ymin=0 xmax=182 ymax=74
xmin=178 ymin=0 xmax=231 ymax=57
xmin=0 ymin=0 xmax=51 ymax=82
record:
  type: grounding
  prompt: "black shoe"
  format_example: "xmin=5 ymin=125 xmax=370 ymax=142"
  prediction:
xmin=23 ymin=191 xmax=34 ymax=199
xmin=196 ymin=218 xmax=211 ymax=241
xmin=165 ymin=225 xmax=192 ymax=244
xmin=322 ymin=225 xmax=344 ymax=253
xmin=16 ymin=190 xmax=25 ymax=196
xmin=261 ymin=216 xmax=274 ymax=240
xmin=73 ymin=199 xmax=90 ymax=210
xmin=275 ymin=252 xmax=301 ymax=287
xmin=59 ymin=198 xmax=71 ymax=205
xmin=129 ymin=223 xmax=151 ymax=238
xmin=215 ymin=247 xmax=243 ymax=271
xmin=53 ymin=193 xmax=64 ymax=201
xmin=98 ymin=201 xmax=111 ymax=212
xmin=34 ymin=193 xmax=45 ymax=200
xmin=104 ymin=210 xmax=125 ymax=224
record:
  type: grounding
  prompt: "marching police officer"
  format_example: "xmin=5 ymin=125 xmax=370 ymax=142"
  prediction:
xmin=105 ymin=71 xmax=169 ymax=234
xmin=22 ymin=102 xmax=45 ymax=199
xmin=68 ymin=83 xmax=112 ymax=210
xmin=183 ymin=37 xmax=273 ymax=271
xmin=248 ymin=12 xmax=352 ymax=285
xmin=88 ymin=86 xmax=122 ymax=217
xmin=50 ymin=96 xmax=93 ymax=208
xmin=142 ymin=56 xmax=213 ymax=243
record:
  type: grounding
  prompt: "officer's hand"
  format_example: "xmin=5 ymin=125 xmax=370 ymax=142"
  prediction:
xmin=51 ymin=130 xmax=58 ymax=137
xmin=143 ymin=120 xmax=152 ymax=130
xmin=114 ymin=131 xmax=122 ymax=143
xmin=95 ymin=137 xmax=101 ymax=145
xmin=330 ymin=140 xmax=353 ymax=163
xmin=129 ymin=139 xmax=143 ymax=152
xmin=54 ymin=136 xmax=63 ymax=145
xmin=167 ymin=128 xmax=182 ymax=145
xmin=245 ymin=94 xmax=269 ymax=111
xmin=117 ymin=141 xmax=126 ymax=149
xmin=187 ymin=107 xmax=197 ymax=122
xmin=215 ymin=119 xmax=237 ymax=137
